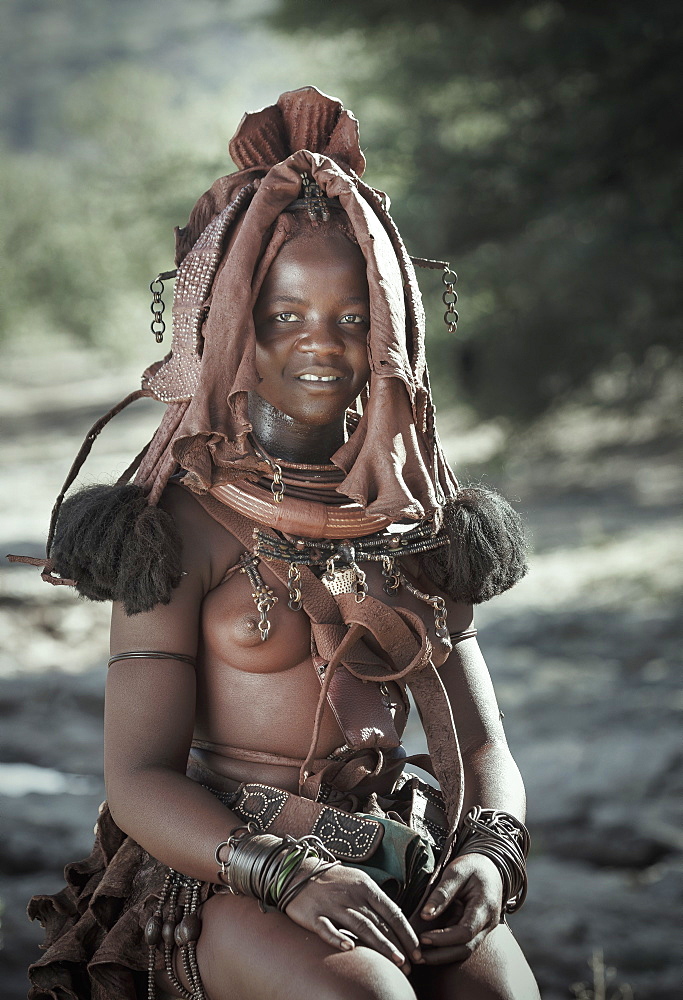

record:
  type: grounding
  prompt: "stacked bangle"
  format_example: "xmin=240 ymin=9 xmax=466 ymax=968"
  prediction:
xmin=215 ymin=826 xmax=339 ymax=912
xmin=455 ymin=806 xmax=530 ymax=913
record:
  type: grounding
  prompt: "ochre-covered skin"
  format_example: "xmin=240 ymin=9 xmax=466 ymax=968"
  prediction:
xmin=104 ymin=483 xmax=536 ymax=998
xmin=27 ymin=89 xmax=540 ymax=1000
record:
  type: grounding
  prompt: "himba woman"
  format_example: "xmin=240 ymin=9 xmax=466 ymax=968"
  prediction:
xmin=18 ymin=88 xmax=540 ymax=1000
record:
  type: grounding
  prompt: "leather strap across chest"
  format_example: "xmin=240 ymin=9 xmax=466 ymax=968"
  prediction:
xmin=198 ymin=491 xmax=401 ymax=753
xmin=193 ymin=489 xmax=465 ymax=835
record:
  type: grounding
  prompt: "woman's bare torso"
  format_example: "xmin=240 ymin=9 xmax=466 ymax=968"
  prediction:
xmin=193 ymin=557 xmax=408 ymax=791
xmin=156 ymin=485 xmax=466 ymax=794
xmin=190 ymin=529 xmax=468 ymax=790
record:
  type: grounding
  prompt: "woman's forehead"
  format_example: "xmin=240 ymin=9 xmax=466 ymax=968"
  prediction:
xmin=274 ymin=226 xmax=363 ymax=263
xmin=260 ymin=232 xmax=368 ymax=296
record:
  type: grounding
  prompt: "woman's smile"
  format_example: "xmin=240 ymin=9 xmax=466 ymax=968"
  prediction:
xmin=250 ymin=228 xmax=371 ymax=460
xmin=296 ymin=371 xmax=344 ymax=382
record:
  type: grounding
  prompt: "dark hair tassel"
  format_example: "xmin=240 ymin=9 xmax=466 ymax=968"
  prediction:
xmin=50 ymin=484 xmax=183 ymax=616
xmin=421 ymin=485 xmax=529 ymax=604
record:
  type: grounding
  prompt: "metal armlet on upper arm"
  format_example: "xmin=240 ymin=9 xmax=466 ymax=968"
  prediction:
xmin=449 ymin=628 xmax=478 ymax=645
xmin=107 ymin=651 xmax=196 ymax=668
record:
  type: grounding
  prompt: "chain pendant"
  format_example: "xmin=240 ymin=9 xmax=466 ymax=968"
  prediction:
xmin=442 ymin=266 xmax=459 ymax=335
xmin=287 ymin=563 xmax=303 ymax=610
xmin=350 ymin=561 xmax=368 ymax=603
xmin=149 ymin=277 xmax=166 ymax=343
xmin=240 ymin=557 xmax=278 ymax=641
xmin=270 ymin=463 xmax=284 ymax=503
xmin=399 ymin=572 xmax=450 ymax=639
xmin=149 ymin=269 xmax=177 ymax=344
xmin=381 ymin=555 xmax=401 ymax=593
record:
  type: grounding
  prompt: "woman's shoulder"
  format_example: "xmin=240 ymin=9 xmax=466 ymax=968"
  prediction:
xmin=159 ymin=482 xmax=245 ymax=590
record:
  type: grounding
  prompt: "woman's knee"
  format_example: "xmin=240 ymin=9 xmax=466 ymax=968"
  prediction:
xmin=315 ymin=947 xmax=418 ymax=1000
xmin=412 ymin=924 xmax=539 ymax=1000
xmin=469 ymin=924 xmax=540 ymax=1000
xmin=196 ymin=894 xmax=418 ymax=1000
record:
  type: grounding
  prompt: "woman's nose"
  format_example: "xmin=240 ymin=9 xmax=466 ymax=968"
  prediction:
xmin=297 ymin=318 xmax=345 ymax=355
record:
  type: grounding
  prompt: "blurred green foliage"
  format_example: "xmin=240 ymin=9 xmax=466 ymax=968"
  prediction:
xmin=0 ymin=0 xmax=348 ymax=356
xmin=1 ymin=0 xmax=680 ymax=421
xmin=270 ymin=0 xmax=682 ymax=417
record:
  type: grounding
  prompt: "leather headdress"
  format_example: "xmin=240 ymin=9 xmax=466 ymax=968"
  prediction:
xmin=10 ymin=87 xmax=528 ymax=612
xmin=134 ymin=86 xmax=458 ymax=519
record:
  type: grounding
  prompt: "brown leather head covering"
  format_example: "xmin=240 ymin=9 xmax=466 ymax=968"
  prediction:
xmin=134 ymin=86 xmax=458 ymax=521
xmin=10 ymin=87 xmax=527 ymax=613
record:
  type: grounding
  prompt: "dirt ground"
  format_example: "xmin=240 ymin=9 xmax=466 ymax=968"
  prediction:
xmin=1 ymin=345 xmax=681 ymax=999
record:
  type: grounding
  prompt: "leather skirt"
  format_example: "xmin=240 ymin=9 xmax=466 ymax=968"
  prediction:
xmin=27 ymin=758 xmax=447 ymax=1000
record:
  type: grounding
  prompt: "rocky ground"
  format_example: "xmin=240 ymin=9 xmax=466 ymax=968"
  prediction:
xmin=0 ymin=346 xmax=681 ymax=999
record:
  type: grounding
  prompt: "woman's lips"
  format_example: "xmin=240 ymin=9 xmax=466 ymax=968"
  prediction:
xmin=293 ymin=368 xmax=348 ymax=383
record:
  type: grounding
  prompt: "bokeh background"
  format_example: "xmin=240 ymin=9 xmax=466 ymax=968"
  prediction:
xmin=1 ymin=2 xmax=681 ymax=997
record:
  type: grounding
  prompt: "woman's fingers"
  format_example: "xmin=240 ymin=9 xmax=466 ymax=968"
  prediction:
xmin=417 ymin=855 xmax=503 ymax=962
xmin=418 ymin=939 xmax=485 ymax=965
xmin=420 ymin=902 xmax=497 ymax=948
xmin=343 ymin=908 xmax=410 ymax=971
xmin=424 ymin=874 xmax=498 ymax=935
xmin=418 ymin=904 xmax=499 ymax=964
xmin=284 ymin=866 xmax=419 ymax=970
xmin=420 ymin=863 xmax=468 ymax=920
xmin=315 ymin=915 xmax=356 ymax=952
xmin=367 ymin=885 xmax=421 ymax=958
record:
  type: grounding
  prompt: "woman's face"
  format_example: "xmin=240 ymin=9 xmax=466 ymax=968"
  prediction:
xmin=253 ymin=230 xmax=371 ymax=427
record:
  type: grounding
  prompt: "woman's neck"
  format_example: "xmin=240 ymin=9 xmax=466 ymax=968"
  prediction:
xmin=248 ymin=394 xmax=345 ymax=465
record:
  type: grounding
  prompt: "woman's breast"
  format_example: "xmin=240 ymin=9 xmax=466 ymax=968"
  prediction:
xmin=200 ymin=566 xmax=311 ymax=674
xmin=194 ymin=559 xmax=410 ymax=759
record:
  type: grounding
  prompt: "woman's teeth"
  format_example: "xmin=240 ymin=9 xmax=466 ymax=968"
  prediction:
xmin=298 ymin=374 xmax=339 ymax=381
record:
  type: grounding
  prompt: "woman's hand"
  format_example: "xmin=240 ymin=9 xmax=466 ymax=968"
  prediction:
xmin=284 ymin=863 xmax=420 ymax=974
xmin=416 ymin=852 xmax=503 ymax=965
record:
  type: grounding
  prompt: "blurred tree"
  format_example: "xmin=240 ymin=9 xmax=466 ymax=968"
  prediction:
xmin=3 ymin=0 xmax=680 ymax=421
xmin=0 ymin=0 xmax=346 ymax=355
xmin=270 ymin=0 xmax=683 ymax=418
xmin=0 ymin=0 xmax=246 ymax=353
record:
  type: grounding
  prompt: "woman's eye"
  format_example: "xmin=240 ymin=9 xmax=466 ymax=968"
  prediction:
xmin=274 ymin=312 xmax=299 ymax=323
xmin=340 ymin=314 xmax=368 ymax=325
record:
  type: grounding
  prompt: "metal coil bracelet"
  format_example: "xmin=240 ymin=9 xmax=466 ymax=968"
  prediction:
xmin=215 ymin=827 xmax=340 ymax=912
xmin=454 ymin=806 xmax=530 ymax=914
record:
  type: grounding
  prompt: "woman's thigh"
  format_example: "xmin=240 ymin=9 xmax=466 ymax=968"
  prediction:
xmin=411 ymin=923 xmax=540 ymax=1000
xmin=192 ymin=892 xmax=419 ymax=1000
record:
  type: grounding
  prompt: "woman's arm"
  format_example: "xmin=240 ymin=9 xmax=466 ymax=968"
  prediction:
xmin=105 ymin=484 xmax=247 ymax=882
xmin=415 ymin=598 xmax=528 ymax=964
xmin=402 ymin=571 xmax=526 ymax=821
xmin=441 ymin=634 xmax=526 ymax=822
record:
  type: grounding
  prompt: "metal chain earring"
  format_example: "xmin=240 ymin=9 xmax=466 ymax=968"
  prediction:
xmin=149 ymin=269 xmax=177 ymax=344
xmin=442 ymin=266 xmax=459 ymax=335
xmin=408 ymin=257 xmax=458 ymax=336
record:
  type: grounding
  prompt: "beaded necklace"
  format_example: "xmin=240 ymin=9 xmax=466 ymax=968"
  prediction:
xmin=252 ymin=520 xmax=451 ymax=638
xmin=211 ymin=437 xmax=452 ymax=642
